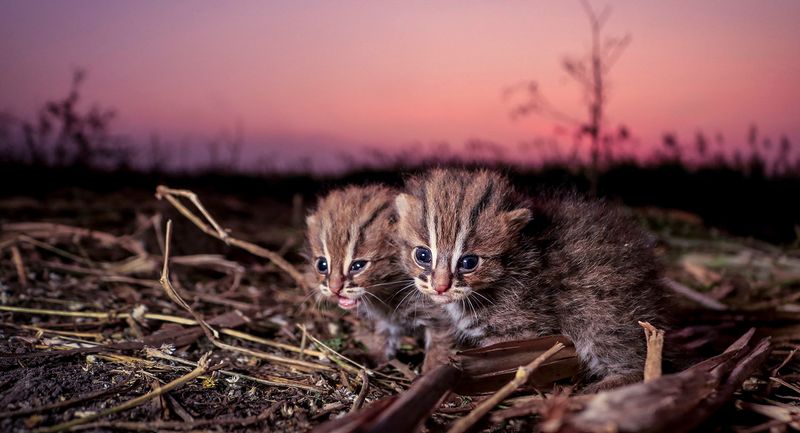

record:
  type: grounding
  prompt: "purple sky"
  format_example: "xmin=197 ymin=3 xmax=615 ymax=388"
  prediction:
xmin=1 ymin=1 xmax=799 ymax=171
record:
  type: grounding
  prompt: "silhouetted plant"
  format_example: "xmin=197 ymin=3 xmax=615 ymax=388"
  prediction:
xmin=507 ymin=0 xmax=632 ymax=194
xmin=8 ymin=69 xmax=133 ymax=169
xmin=695 ymin=132 xmax=709 ymax=160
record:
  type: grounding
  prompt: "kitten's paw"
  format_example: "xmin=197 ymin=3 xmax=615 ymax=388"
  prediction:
xmin=422 ymin=346 xmax=453 ymax=374
xmin=580 ymin=372 xmax=642 ymax=394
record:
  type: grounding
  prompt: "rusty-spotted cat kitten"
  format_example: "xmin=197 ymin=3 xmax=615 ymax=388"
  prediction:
xmin=306 ymin=184 xmax=422 ymax=361
xmin=394 ymin=168 xmax=667 ymax=389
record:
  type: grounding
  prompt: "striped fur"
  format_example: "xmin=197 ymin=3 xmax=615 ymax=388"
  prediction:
xmin=395 ymin=168 xmax=668 ymax=389
xmin=306 ymin=184 xmax=424 ymax=360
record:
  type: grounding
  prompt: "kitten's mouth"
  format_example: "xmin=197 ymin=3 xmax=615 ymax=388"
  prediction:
xmin=430 ymin=294 xmax=453 ymax=304
xmin=428 ymin=293 xmax=457 ymax=304
xmin=336 ymin=295 xmax=360 ymax=310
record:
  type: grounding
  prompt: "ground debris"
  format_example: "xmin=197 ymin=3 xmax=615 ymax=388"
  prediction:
xmin=1 ymin=189 xmax=799 ymax=433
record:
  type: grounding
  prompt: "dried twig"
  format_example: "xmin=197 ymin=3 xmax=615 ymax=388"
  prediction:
xmin=351 ymin=370 xmax=370 ymax=412
xmin=158 ymin=220 xmax=332 ymax=372
xmin=222 ymin=327 xmax=325 ymax=357
xmin=447 ymin=342 xmax=566 ymax=433
xmin=738 ymin=401 xmax=800 ymax=431
xmin=771 ymin=346 xmax=798 ymax=378
xmin=19 ymin=324 xmax=104 ymax=342
xmin=364 ymin=364 xmax=461 ymax=433
xmin=16 ymin=234 xmax=92 ymax=265
xmin=639 ymin=321 xmax=665 ymax=382
xmin=10 ymin=245 xmax=27 ymax=286
xmin=4 ymin=222 xmax=147 ymax=257
xmin=0 ymin=305 xmax=128 ymax=320
xmin=159 ymin=220 xmax=217 ymax=337
xmin=543 ymin=329 xmax=772 ymax=433
xmin=298 ymin=324 xmax=403 ymax=380
xmin=453 ymin=335 xmax=578 ymax=395
xmin=664 ymin=277 xmax=728 ymax=310
xmin=145 ymin=348 xmax=319 ymax=392
xmin=155 ymin=185 xmax=308 ymax=288
xmin=770 ymin=377 xmax=800 ymax=395
xmin=0 ymin=304 xmax=323 ymax=357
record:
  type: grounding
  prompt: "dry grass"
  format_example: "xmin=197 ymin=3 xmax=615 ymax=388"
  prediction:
xmin=1 ymin=185 xmax=799 ymax=432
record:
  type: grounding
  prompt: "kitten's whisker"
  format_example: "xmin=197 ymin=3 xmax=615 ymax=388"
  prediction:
xmin=364 ymin=279 xmax=415 ymax=289
xmin=394 ymin=286 xmax=419 ymax=313
xmin=468 ymin=293 xmax=484 ymax=311
xmin=363 ymin=291 xmax=388 ymax=307
xmin=387 ymin=283 xmax=417 ymax=301
xmin=299 ymin=290 xmax=319 ymax=308
xmin=411 ymin=290 xmax=424 ymax=323
xmin=394 ymin=291 xmax=415 ymax=313
xmin=472 ymin=291 xmax=496 ymax=309
xmin=465 ymin=295 xmax=478 ymax=323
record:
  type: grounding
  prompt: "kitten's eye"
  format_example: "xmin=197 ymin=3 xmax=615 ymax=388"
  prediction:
xmin=459 ymin=255 xmax=479 ymax=272
xmin=349 ymin=260 xmax=368 ymax=274
xmin=315 ymin=257 xmax=328 ymax=274
xmin=413 ymin=247 xmax=432 ymax=266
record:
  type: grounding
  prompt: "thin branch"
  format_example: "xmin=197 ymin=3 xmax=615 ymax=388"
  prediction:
xmin=0 ymin=305 xmax=323 ymax=357
xmin=10 ymin=245 xmax=27 ymax=286
xmin=639 ymin=321 xmax=665 ymax=382
xmin=446 ymin=342 xmax=566 ymax=433
xmin=145 ymin=348 xmax=320 ymax=392
xmin=156 ymin=185 xmax=308 ymax=289
xmin=664 ymin=277 xmax=728 ymax=310
xmin=603 ymin=34 xmax=632 ymax=71
xmin=351 ymin=370 xmax=370 ymax=412
xmin=158 ymin=220 xmax=331 ymax=372
xmin=298 ymin=324 xmax=404 ymax=381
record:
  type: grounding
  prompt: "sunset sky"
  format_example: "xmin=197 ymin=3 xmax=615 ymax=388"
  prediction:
xmin=1 ymin=1 xmax=799 ymax=171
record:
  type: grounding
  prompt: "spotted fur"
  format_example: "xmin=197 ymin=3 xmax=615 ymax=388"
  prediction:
xmin=395 ymin=168 xmax=668 ymax=387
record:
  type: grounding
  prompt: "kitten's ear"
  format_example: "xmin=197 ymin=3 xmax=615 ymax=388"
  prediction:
xmin=503 ymin=208 xmax=532 ymax=233
xmin=394 ymin=193 xmax=419 ymax=216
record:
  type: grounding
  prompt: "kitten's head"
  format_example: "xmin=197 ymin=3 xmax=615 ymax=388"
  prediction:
xmin=395 ymin=169 xmax=531 ymax=305
xmin=306 ymin=185 xmax=398 ymax=311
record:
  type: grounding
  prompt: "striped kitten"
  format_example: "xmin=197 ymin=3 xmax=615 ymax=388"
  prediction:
xmin=394 ymin=168 xmax=667 ymax=389
xmin=305 ymin=185 xmax=419 ymax=361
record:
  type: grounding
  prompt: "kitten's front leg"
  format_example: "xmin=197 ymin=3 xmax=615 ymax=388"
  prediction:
xmin=371 ymin=320 xmax=404 ymax=364
xmin=566 ymin=321 xmax=648 ymax=393
xmin=422 ymin=327 xmax=455 ymax=373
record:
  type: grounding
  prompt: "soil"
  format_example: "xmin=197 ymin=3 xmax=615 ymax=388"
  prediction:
xmin=1 ymin=186 xmax=798 ymax=433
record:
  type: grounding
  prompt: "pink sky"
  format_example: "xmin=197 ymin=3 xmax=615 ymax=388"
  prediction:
xmin=1 ymin=1 xmax=798 ymax=170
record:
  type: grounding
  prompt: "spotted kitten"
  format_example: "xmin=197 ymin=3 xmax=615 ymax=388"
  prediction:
xmin=306 ymin=185 xmax=422 ymax=361
xmin=394 ymin=168 xmax=667 ymax=389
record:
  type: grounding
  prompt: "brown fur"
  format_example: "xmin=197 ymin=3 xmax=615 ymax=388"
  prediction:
xmin=306 ymin=184 xmax=429 ymax=360
xmin=395 ymin=168 xmax=668 ymax=387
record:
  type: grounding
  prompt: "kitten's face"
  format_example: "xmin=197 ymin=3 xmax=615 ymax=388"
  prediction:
xmin=395 ymin=169 xmax=530 ymax=305
xmin=306 ymin=185 xmax=398 ymax=311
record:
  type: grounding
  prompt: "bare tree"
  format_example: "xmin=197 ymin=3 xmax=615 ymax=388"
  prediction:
xmin=507 ymin=0 xmax=630 ymax=194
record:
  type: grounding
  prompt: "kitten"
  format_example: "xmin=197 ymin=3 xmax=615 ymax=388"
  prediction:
xmin=306 ymin=184 xmax=421 ymax=361
xmin=394 ymin=168 xmax=667 ymax=389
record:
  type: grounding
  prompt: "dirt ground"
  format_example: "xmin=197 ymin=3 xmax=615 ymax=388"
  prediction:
xmin=1 ymin=185 xmax=799 ymax=433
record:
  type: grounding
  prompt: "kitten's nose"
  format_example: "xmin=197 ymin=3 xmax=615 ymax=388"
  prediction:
xmin=432 ymin=272 xmax=451 ymax=294
xmin=329 ymin=275 xmax=344 ymax=294
xmin=434 ymin=283 xmax=450 ymax=294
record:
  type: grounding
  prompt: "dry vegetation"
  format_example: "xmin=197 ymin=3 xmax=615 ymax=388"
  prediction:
xmin=1 ymin=184 xmax=799 ymax=433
